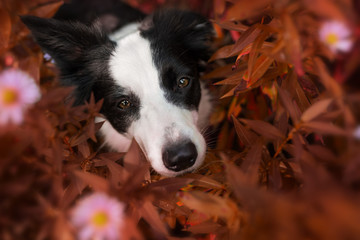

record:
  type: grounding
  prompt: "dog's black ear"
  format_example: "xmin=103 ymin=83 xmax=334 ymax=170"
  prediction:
xmin=21 ymin=16 xmax=114 ymax=68
xmin=140 ymin=10 xmax=214 ymax=61
xmin=21 ymin=16 xmax=115 ymax=105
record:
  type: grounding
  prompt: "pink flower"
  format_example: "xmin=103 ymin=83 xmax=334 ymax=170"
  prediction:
xmin=0 ymin=69 xmax=41 ymax=125
xmin=319 ymin=20 xmax=353 ymax=53
xmin=71 ymin=192 xmax=125 ymax=240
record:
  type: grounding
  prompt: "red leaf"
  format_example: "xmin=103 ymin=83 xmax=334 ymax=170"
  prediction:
xmin=232 ymin=115 xmax=258 ymax=146
xmin=240 ymin=118 xmax=285 ymax=140
xmin=246 ymin=55 xmax=274 ymax=87
xmin=209 ymin=26 xmax=261 ymax=62
xmin=29 ymin=1 xmax=64 ymax=18
xmin=301 ymin=121 xmax=349 ymax=136
xmin=139 ymin=201 xmax=168 ymax=235
xmin=226 ymin=0 xmax=271 ymax=21
xmin=0 ymin=6 xmax=11 ymax=54
xmin=276 ymin=81 xmax=301 ymax=124
xmin=301 ymin=99 xmax=334 ymax=122
xmin=73 ymin=170 xmax=109 ymax=192
xmin=282 ymin=12 xmax=304 ymax=76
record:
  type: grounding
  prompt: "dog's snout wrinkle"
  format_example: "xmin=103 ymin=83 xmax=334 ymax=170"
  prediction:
xmin=162 ymin=141 xmax=197 ymax=172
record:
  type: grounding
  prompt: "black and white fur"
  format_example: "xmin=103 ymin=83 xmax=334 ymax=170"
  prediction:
xmin=21 ymin=2 xmax=213 ymax=177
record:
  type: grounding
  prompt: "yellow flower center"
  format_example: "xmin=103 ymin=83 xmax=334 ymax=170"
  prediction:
xmin=326 ymin=33 xmax=339 ymax=45
xmin=91 ymin=211 xmax=109 ymax=227
xmin=2 ymin=88 xmax=18 ymax=105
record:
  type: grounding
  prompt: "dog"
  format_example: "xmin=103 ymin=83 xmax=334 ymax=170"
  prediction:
xmin=21 ymin=0 xmax=213 ymax=177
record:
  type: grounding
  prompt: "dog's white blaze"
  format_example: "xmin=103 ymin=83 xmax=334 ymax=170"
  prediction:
xmin=102 ymin=31 xmax=206 ymax=176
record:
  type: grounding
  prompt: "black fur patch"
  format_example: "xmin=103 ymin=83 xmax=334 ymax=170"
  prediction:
xmin=140 ymin=9 xmax=213 ymax=110
xmin=21 ymin=16 xmax=116 ymax=105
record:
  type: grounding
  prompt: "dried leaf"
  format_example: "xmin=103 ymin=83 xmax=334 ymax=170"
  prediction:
xmin=184 ymin=173 xmax=224 ymax=190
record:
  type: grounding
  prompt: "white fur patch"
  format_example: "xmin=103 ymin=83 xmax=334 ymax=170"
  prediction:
xmin=100 ymin=30 xmax=208 ymax=176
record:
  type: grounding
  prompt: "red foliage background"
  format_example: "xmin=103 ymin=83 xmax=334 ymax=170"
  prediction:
xmin=1 ymin=0 xmax=360 ymax=239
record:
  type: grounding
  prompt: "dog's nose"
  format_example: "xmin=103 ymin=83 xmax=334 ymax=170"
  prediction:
xmin=162 ymin=141 xmax=197 ymax=172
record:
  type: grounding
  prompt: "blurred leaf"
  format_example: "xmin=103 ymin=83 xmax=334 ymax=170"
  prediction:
xmin=303 ymin=0 xmax=349 ymax=22
xmin=247 ymin=30 xmax=268 ymax=80
xmin=282 ymin=12 xmax=304 ymax=76
xmin=187 ymin=221 xmax=222 ymax=234
xmin=301 ymin=121 xmax=349 ymax=136
xmin=178 ymin=191 xmax=240 ymax=230
xmin=209 ymin=25 xmax=261 ymax=62
xmin=203 ymin=63 xmax=241 ymax=79
xmin=29 ymin=1 xmax=64 ymax=18
xmin=0 ymin=6 xmax=11 ymax=54
xmin=148 ymin=178 xmax=193 ymax=193
xmin=61 ymin=181 xmax=86 ymax=208
xmin=214 ymin=69 xmax=247 ymax=85
xmin=123 ymin=139 xmax=147 ymax=173
xmin=184 ymin=173 xmax=224 ymax=190
xmin=102 ymin=158 xmax=129 ymax=186
xmin=213 ymin=19 xmax=248 ymax=32
xmin=314 ymin=57 xmax=343 ymax=98
xmin=241 ymin=138 xmax=263 ymax=183
xmin=276 ymin=80 xmax=301 ymax=124
xmin=213 ymin=0 xmax=226 ymax=17
xmin=73 ymin=170 xmax=109 ymax=192
xmin=301 ymin=99 xmax=333 ymax=122
xmin=307 ymin=145 xmax=336 ymax=162
xmin=139 ymin=201 xmax=168 ymax=235
xmin=240 ymin=118 xmax=284 ymax=140
xmin=246 ymin=55 xmax=274 ymax=87
xmin=232 ymin=115 xmax=258 ymax=146
xmin=226 ymin=0 xmax=271 ymax=21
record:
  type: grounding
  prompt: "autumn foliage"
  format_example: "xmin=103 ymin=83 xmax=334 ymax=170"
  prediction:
xmin=1 ymin=0 xmax=360 ymax=239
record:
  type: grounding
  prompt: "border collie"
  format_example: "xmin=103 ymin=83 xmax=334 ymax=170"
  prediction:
xmin=21 ymin=1 xmax=213 ymax=177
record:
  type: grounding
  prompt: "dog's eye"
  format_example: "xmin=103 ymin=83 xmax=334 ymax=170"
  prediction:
xmin=118 ymin=99 xmax=131 ymax=109
xmin=177 ymin=77 xmax=190 ymax=88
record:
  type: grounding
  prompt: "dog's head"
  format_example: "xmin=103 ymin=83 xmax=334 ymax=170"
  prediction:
xmin=21 ymin=10 xmax=213 ymax=176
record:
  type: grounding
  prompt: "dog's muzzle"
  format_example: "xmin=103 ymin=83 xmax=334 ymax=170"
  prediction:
xmin=162 ymin=140 xmax=197 ymax=172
